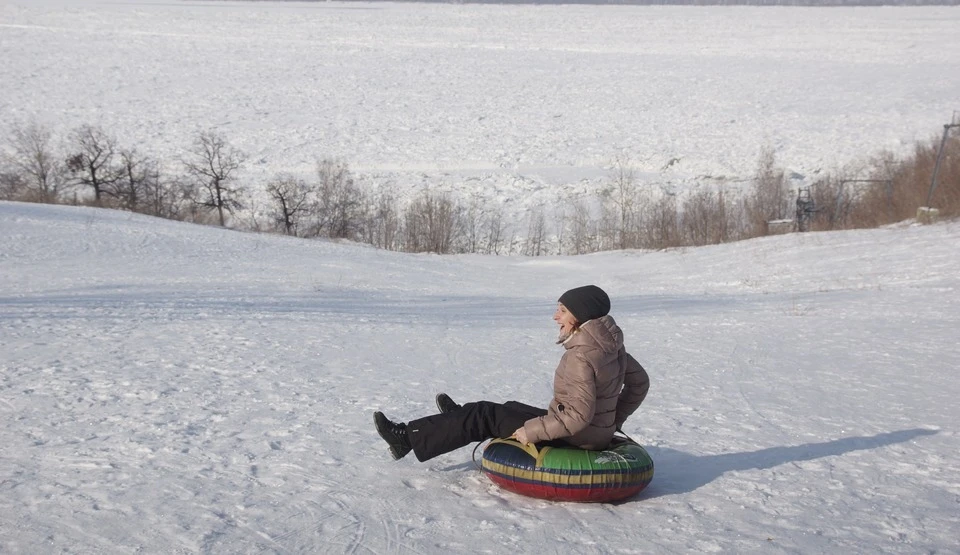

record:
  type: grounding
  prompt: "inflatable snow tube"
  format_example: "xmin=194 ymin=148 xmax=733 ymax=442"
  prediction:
xmin=480 ymin=437 xmax=654 ymax=503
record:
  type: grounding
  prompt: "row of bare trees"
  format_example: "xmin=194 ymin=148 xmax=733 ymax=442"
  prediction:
xmin=261 ymin=131 xmax=959 ymax=253
xmin=3 ymin=121 xmax=957 ymax=255
xmin=256 ymin=151 xmax=788 ymax=255
xmin=0 ymin=122 xmax=245 ymax=225
xmin=262 ymin=168 xmax=512 ymax=254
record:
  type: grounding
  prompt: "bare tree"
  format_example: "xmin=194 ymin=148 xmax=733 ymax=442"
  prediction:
xmin=523 ymin=206 xmax=547 ymax=256
xmin=461 ymin=194 xmax=486 ymax=254
xmin=366 ymin=186 xmax=400 ymax=250
xmin=596 ymin=199 xmax=617 ymax=252
xmin=681 ymin=188 xmax=726 ymax=246
xmin=314 ymin=158 xmax=363 ymax=239
xmin=265 ymin=173 xmax=313 ymax=236
xmin=182 ymin=130 xmax=245 ymax=227
xmin=66 ymin=125 xmax=123 ymax=204
xmin=721 ymin=187 xmax=754 ymax=243
xmin=425 ymin=193 xmax=460 ymax=254
xmin=568 ymin=197 xmax=593 ymax=255
xmin=609 ymin=155 xmax=642 ymax=249
xmin=645 ymin=193 xmax=680 ymax=249
xmin=716 ymin=187 xmax=731 ymax=242
xmin=146 ymin=171 xmax=189 ymax=221
xmin=114 ymin=147 xmax=160 ymax=212
xmin=402 ymin=191 xmax=461 ymax=254
xmin=746 ymin=147 xmax=789 ymax=235
xmin=485 ymin=205 xmax=507 ymax=255
xmin=3 ymin=122 xmax=67 ymax=203
xmin=553 ymin=204 xmax=566 ymax=255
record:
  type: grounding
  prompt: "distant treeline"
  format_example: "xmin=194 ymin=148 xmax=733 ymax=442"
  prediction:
xmin=1 ymin=120 xmax=957 ymax=254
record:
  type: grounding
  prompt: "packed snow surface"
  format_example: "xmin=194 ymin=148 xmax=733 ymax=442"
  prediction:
xmin=2 ymin=0 xmax=960 ymax=211
xmin=1 ymin=200 xmax=958 ymax=553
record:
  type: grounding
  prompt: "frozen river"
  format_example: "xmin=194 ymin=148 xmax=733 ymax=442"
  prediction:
xmin=2 ymin=0 xmax=959 ymax=208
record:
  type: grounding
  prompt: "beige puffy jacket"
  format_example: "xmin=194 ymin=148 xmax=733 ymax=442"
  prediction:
xmin=522 ymin=315 xmax=649 ymax=449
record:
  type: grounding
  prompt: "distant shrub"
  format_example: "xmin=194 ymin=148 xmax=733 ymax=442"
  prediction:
xmin=401 ymin=190 xmax=462 ymax=254
xmin=2 ymin=122 xmax=68 ymax=203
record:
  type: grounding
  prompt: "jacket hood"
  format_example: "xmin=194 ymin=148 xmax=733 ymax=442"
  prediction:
xmin=564 ymin=315 xmax=623 ymax=354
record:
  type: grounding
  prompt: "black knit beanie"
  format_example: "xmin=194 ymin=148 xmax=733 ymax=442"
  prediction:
xmin=558 ymin=285 xmax=610 ymax=324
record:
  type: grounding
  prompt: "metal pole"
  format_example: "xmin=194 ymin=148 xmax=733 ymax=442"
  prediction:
xmin=834 ymin=181 xmax=845 ymax=226
xmin=925 ymin=123 xmax=960 ymax=208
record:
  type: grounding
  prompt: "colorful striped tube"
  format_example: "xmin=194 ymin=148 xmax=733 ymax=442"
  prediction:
xmin=480 ymin=437 xmax=654 ymax=503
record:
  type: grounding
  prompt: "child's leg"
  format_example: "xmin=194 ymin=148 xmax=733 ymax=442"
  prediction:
xmin=407 ymin=401 xmax=544 ymax=462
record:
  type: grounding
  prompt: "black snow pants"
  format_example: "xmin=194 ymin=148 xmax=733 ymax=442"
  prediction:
xmin=407 ymin=401 xmax=547 ymax=462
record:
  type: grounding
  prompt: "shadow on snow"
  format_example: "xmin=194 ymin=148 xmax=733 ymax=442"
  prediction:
xmin=641 ymin=428 xmax=939 ymax=499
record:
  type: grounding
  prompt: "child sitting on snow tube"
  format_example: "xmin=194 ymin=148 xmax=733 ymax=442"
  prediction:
xmin=373 ymin=285 xmax=650 ymax=465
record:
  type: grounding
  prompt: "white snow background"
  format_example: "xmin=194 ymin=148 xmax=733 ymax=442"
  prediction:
xmin=2 ymin=0 xmax=960 ymax=215
xmin=1 ymin=201 xmax=958 ymax=553
xmin=3 ymin=0 xmax=960 ymax=553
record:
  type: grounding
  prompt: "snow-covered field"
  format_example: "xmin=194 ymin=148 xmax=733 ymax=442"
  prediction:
xmin=1 ymin=200 xmax=958 ymax=553
xmin=2 ymin=0 xmax=960 ymax=213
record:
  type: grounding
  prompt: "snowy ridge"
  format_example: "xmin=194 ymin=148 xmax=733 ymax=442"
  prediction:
xmin=1 ymin=201 xmax=958 ymax=553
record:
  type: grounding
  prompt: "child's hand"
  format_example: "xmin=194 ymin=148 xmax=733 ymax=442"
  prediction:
xmin=514 ymin=427 xmax=530 ymax=445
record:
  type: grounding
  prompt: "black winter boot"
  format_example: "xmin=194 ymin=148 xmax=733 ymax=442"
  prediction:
xmin=435 ymin=393 xmax=461 ymax=414
xmin=373 ymin=411 xmax=412 ymax=460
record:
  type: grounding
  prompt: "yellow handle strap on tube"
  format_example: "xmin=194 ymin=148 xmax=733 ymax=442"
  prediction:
xmin=504 ymin=436 xmax=550 ymax=467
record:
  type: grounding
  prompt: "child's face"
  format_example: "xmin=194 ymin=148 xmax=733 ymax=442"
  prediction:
xmin=553 ymin=303 xmax=578 ymax=337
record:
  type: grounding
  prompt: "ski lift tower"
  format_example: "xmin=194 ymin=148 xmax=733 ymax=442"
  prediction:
xmin=796 ymin=187 xmax=817 ymax=232
xmin=921 ymin=111 xmax=960 ymax=223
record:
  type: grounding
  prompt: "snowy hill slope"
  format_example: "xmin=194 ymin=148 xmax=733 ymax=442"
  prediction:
xmin=1 ymin=201 xmax=958 ymax=553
